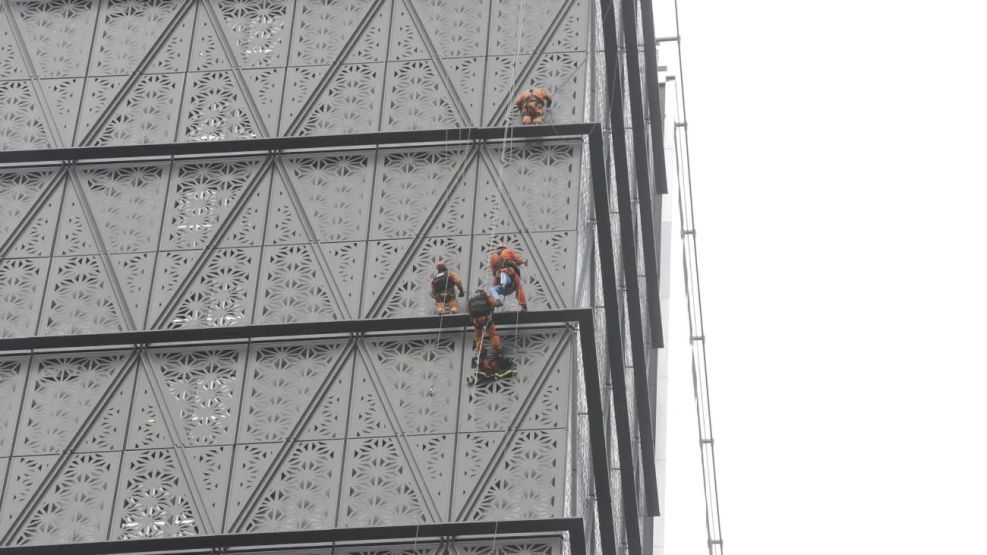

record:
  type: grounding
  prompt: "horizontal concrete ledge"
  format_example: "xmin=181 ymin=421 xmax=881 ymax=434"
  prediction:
xmin=0 ymin=517 xmax=586 ymax=555
xmin=0 ymin=124 xmax=599 ymax=165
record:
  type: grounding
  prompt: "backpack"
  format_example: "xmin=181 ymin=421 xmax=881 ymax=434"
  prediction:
xmin=431 ymin=271 xmax=453 ymax=294
xmin=468 ymin=292 xmax=493 ymax=316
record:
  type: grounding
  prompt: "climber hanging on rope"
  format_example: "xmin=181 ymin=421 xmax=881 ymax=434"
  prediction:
xmin=467 ymin=346 xmax=517 ymax=384
xmin=468 ymin=288 xmax=501 ymax=355
xmin=488 ymin=244 xmax=527 ymax=311
xmin=515 ymin=87 xmax=553 ymax=125
xmin=430 ymin=261 xmax=465 ymax=314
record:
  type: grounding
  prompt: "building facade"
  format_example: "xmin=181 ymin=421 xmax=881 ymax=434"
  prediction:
xmin=0 ymin=1 xmax=667 ymax=554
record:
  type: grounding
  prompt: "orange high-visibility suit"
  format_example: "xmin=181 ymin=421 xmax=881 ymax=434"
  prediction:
xmin=468 ymin=290 xmax=501 ymax=353
xmin=515 ymin=88 xmax=553 ymax=125
xmin=489 ymin=247 xmax=527 ymax=309
xmin=431 ymin=268 xmax=464 ymax=314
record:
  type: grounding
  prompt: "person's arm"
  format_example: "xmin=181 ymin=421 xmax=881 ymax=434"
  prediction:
xmin=453 ymin=272 xmax=465 ymax=296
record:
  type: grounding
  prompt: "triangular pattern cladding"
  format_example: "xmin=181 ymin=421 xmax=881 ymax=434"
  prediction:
xmin=164 ymin=246 xmax=261 ymax=329
xmin=528 ymin=230 xmax=576 ymax=306
xmin=125 ymin=368 xmax=171 ymax=450
xmin=186 ymin=445 xmax=233 ymax=531
xmin=519 ymin=336 xmax=572 ymax=430
xmin=289 ymin=0 xmax=382 ymax=66
xmin=78 ymin=163 xmax=169 ymax=254
xmin=243 ymin=68 xmax=285 ymax=135
xmin=370 ymin=147 xmax=470 ymax=240
xmin=299 ymin=346 xmax=355 ymax=441
xmin=76 ymin=76 xmax=126 ymax=141
xmin=263 ymin=172 xmax=308 ymax=245
xmin=239 ymin=340 xmax=348 ymax=443
xmin=39 ymin=254 xmax=126 ymax=336
xmin=0 ymin=456 xmax=57 ymax=539
xmin=10 ymin=0 xmax=98 ymax=78
xmin=113 ymin=448 xmax=203 ymax=539
xmin=468 ymin=233 xmax=565 ymax=311
xmin=188 ymin=3 xmax=231 ymax=71
xmin=441 ymin=57 xmax=484 ymax=125
xmin=414 ymin=0 xmax=489 ymax=59
xmin=181 ymin=70 xmax=260 ymax=142
xmin=0 ymin=258 xmax=49 ymax=338
xmin=53 ymin=184 xmax=98 ymax=256
xmin=459 ymin=330 xmax=562 ymax=432
xmin=213 ymin=0 xmax=293 ymax=69
xmin=0 ymin=357 xmax=28 ymax=455
xmin=282 ymin=151 xmax=375 ymax=242
xmin=388 ymin=0 xmax=430 ymax=61
xmin=365 ymin=336 xmax=461 ymax=435
xmin=256 ymin=244 xmax=342 ymax=324
xmin=218 ymin=173 xmax=270 ymax=248
xmin=13 ymin=451 xmax=122 ymax=546
xmin=345 ymin=356 xmax=395 ymax=438
xmin=5 ymin=179 xmax=62 ymax=258
xmin=543 ymin=0 xmax=590 ymax=53
xmin=108 ymin=253 xmax=154 ymax=327
xmin=451 ymin=431 xmax=503 ymax=519
xmin=364 ymin=235 xmax=470 ymax=319
xmin=160 ymin=157 xmax=264 ymax=250
xmin=148 ymin=249 xmax=200 ymax=327
xmin=38 ymin=78 xmax=83 ymax=145
xmin=338 ymin=436 xmax=430 ymax=526
xmin=472 ymin=156 xmax=522 ymax=235
xmin=76 ymin=368 xmax=136 ymax=453
xmin=464 ymin=428 xmax=566 ymax=521
xmin=318 ymin=242 xmax=366 ymax=319
xmin=0 ymin=80 xmax=53 ymax=150
xmin=225 ymin=442 xmax=280 ymax=531
xmin=0 ymin=12 xmax=28 ymax=78
xmin=382 ymin=58 xmax=464 ymax=131
xmin=288 ymin=63 xmax=384 ymax=136
xmin=489 ymin=143 xmax=581 ymax=232
xmin=87 ymin=0 xmax=184 ymax=77
xmin=407 ymin=434 xmax=455 ymax=519
xmin=15 ymin=352 xmax=128 ymax=456
xmin=488 ymin=0 xmax=565 ymax=56
xmin=92 ymin=72 xmax=184 ymax=146
xmin=146 ymin=2 xmax=196 ymax=73
xmin=0 ymin=167 xmax=57 ymax=249
xmin=240 ymin=440 xmax=345 ymax=532
xmin=150 ymin=345 xmax=246 ymax=446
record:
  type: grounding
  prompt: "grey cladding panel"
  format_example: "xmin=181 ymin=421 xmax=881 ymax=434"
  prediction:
xmin=0 ymin=142 xmax=586 ymax=337
xmin=0 ymin=0 xmax=590 ymax=150
xmin=0 ymin=330 xmax=573 ymax=544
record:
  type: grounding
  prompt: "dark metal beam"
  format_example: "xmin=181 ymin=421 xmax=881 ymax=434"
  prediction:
xmin=598 ymin=0 xmax=659 ymax=533
xmin=0 ymin=518 xmax=585 ymax=555
xmin=589 ymin=125 xmax=642 ymax=555
xmin=0 ymin=124 xmax=598 ymax=165
xmin=638 ymin=0 xmax=670 ymax=350
xmin=616 ymin=0 xmax=662 ymax=517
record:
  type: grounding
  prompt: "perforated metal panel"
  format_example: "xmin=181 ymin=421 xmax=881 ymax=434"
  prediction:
xmin=0 ymin=0 xmax=589 ymax=150
xmin=0 ymin=330 xmax=573 ymax=544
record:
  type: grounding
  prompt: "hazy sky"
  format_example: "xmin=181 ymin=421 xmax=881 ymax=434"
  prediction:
xmin=659 ymin=1 xmax=987 ymax=553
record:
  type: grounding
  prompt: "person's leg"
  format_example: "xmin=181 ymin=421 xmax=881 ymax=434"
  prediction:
xmin=448 ymin=297 xmax=459 ymax=313
xmin=515 ymin=277 xmax=527 ymax=307
xmin=435 ymin=299 xmax=446 ymax=314
xmin=522 ymin=113 xmax=532 ymax=125
xmin=473 ymin=319 xmax=484 ymax=351
xmin=488 ymin=320 xmax=502 ymax=352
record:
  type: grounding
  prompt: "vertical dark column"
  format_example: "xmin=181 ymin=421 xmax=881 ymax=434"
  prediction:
xmin=599 ymin=0 xmax=661 ymax=519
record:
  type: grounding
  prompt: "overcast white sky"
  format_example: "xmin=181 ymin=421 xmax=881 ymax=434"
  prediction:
xmin=658 ymin=1 xmax=987 ymax=553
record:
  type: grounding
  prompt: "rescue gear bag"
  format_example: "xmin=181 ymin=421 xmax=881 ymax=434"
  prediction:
xmin=468 ymin=292 xmax=493 ymax=316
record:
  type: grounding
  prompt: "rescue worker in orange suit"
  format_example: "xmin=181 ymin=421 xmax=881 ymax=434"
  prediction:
xmin=468 ymin=288 xmax=501 ymax=355
xmin=430 ymin=261 xmax=464 ymax=314
xmin=489 ymin=244 xmax=527 ymax=311
xmin=515 ymin=87 xmax=553 ymax=125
